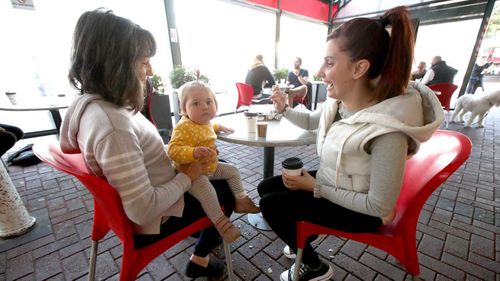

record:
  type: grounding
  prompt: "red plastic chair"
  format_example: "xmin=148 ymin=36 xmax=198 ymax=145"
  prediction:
xmin=33 ymin=143 xmax=234 ymax=281
xmin=428 ymin=83 xmax=458 ymax=129
xmin=235 ymin=82 xmax=255 ymax=110
xmin=292 ymin=130 xmax=471 ymax=281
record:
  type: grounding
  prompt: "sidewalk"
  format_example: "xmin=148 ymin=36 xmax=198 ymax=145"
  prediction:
xmin=0 ymin=107 xmax=499 ymax=280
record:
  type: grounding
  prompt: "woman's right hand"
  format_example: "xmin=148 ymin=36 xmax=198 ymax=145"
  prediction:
xmin=178 ymin=160 xmax=209 ymax=182
xmin=270 ymin=85 xmax=288 ymax=113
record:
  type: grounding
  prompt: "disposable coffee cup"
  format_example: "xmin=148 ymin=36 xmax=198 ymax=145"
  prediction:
xmin=5 ymin=92 xmax=17 ymax=105
xmin=245 ymin=112 xmax=258 ymax=133
xmin=257 ymin=122 xmax=267 ymax=138
xmin=282 ymin=157 xmax=303 ymax=176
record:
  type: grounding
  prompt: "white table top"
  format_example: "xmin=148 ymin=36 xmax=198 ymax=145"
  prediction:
xmin=0 ymin=96 xmax=72 ymax=111
xmin=214 ymin=111 xmax=317 ymax=148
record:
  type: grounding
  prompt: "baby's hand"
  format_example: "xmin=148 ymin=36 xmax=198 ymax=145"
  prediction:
xmin=193 ymin=147 xmax=215 ymax=159
xmin=218 ymin=124 xmax=234 ymax=134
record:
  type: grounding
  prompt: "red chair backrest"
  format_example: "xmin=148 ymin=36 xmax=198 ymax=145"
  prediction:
xmin=235 ymin=82 xmax=254 ymax=110
xmin=388 ymin=130 xmax=471 ymax=234
xmin=428 ymin=83 xmax=458 ymax=111
xmin=33 ymin=143 xmax=132 ymax=242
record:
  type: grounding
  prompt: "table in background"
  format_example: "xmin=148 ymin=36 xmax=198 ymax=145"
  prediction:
xmin=215 ymin=109 xmax=316 ymax=178
xmin=0 ymin=96 xmax=71 ymax=138
xmin=214 ymin=109 xmax=317 ymax=230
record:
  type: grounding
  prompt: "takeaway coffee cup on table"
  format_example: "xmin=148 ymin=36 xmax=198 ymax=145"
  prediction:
xmin=245 ymin=112 xmax=258 ymax=133
xmin=257 ymin=122 xmax=267 ymax=138
xmin=5 ymin=92 xmax=17 ymax=105
xmin=282 ymin=157 xmax=303 ymax=176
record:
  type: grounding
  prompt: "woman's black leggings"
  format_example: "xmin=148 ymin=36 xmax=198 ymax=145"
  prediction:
xmin=258 ymin=171 xmax=382 ymax=268
xmin=134 ymin=180 xmax=235 ymax=257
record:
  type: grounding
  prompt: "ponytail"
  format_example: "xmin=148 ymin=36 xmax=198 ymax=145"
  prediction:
xmin=376 ymin=6 xmax=414 ymax=101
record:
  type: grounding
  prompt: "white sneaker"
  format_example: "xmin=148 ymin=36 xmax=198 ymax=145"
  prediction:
xmin=283 ymin=235 xmax=327 ymax=259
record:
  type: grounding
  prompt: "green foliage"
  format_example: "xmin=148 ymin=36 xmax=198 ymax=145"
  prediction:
xmin=485 ymin=4 xmax=500 ymax=38
xmin=273 ymin=68 xmax=288 ymax=81
xmin=313 ymin=74 xmax=321 ymax=81
xmin=169 ymin=66 xmax=209 ymax=89
xmin=150 ymin=74 xmax=165 ymax=95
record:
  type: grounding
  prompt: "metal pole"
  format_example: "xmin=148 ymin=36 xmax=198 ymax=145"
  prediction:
xmin=458 ymin=0 xmax=496 ymax=98
xmin=164 ymin=0 xmax=182 ymax=67
xmin=275 ymin=0 xmax=281 ymax=69
xmin=163 ymin=0 xmax=182 ymax=123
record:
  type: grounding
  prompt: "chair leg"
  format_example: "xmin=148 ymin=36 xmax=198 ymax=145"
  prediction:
xmin=445 ymin=110 xmax=449 ymax=129
xmin=293 ymin=248 xmax=304 ymax=281
xmin=88 ymin=240 xmax=98 ymax=281
xmin=223 ymin=242 xmax=234 ymax=281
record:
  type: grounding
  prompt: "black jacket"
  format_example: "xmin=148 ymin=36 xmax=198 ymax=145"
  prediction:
xmin=427 ymin=61 xmax=458 ymax=86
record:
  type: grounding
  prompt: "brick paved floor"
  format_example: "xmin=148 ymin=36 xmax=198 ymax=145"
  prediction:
xmin=1 ymin=107 xmax=499 ymax=281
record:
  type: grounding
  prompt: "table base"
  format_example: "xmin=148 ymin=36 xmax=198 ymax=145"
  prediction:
xmin=247 ymin=213 xmax=271 ymax=231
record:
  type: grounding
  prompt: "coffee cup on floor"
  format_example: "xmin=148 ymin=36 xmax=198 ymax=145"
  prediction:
xmin=244 ymin=112 xmax=258 ymax=133
xmin=5 ymin=92 xmax=17 ymax=105
xmin=282 ymin=157 xmax=303 ymax=176
xmin=257 ymin=122 xmax=267 ymax=138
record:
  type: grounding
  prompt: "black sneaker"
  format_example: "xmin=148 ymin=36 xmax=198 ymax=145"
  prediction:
xmin=184 ymin=256 xmax=225 ymax=280
xmin=280 ymin=261 xmax=333 ymax=281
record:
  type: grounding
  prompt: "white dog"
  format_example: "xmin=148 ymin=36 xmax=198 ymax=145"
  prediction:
xmin=451 ymin=90 xmax=500 ymax=127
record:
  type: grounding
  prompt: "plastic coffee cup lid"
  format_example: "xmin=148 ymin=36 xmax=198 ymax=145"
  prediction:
xmin=282 ymin=157 xmax=303 ymax=169
xmin=244 ymin=112 xmax=258 ymax=117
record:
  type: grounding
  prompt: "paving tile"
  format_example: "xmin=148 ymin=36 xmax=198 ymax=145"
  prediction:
xmin=2 ymin=106 xmax=500 ymax=280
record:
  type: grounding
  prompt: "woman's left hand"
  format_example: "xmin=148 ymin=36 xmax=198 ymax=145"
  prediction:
xmin=282 ymin=169 xmax=315 ymax=192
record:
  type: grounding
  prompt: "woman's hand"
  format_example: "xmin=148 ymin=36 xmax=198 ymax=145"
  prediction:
xmin=282 ymin=169 xmax=315 ymax=192
xmin=270 ymin=85 xmax=288 ymax=113
xmin=193 ymin=146 xmax=216 ymax=159
xmin=178 ymin=159 xmax=209 ymax=182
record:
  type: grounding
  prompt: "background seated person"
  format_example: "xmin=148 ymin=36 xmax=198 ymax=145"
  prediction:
xmin=245 ymin=54 xmax=275 ymax=102
xmin=287 ymin=57 xmax=311 ymax=107
xmin=410 ymin=61 xmax=426 ymax=81
xmin=421 ymin=56 xmax=458 ymax=86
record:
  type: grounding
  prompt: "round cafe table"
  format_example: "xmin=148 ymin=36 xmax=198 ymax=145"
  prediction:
xmin=214 ymin=109 xmax=316 ymax=230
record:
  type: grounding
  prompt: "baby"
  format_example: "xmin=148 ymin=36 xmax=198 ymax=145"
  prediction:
xmin=168 ymin=81 xmax=260 ymax=243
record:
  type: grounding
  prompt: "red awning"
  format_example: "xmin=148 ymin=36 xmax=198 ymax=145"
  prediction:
xmin=246 ymin=0 xmax=337 ymax=23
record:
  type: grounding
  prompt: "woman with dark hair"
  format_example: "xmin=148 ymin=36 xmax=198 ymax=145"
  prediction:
xmin=60 ymin=9 xmax=234 ymax=279
xmin=245 ymin=54 xmax=275 ymax=99
xmin=260 ymin=6 xmax=444 ymax=281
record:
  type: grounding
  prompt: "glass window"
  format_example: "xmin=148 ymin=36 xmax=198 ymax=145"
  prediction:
xmin=414 ymin=19 xmax=481 ymax=104
xmin=174 ymin=0 xmax=276 ymax=92
xmin=0 ymin=0 xmax=172 ymax=129
xmin=279 ymin=15 xmax=329 ymax=80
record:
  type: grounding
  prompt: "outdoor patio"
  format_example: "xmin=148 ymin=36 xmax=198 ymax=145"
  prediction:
xmin=0 ymin=105 xmax=499 ymax=281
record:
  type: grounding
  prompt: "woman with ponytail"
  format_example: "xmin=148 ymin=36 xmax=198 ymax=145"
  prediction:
xmin=258 ymin=6 xmax=444 ymax=281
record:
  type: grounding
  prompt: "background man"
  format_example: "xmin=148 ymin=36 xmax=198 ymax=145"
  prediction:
xmin=421 ymin=56 xmax=458 ymax=86
xmin=411 ymin=61 xmax=427 ymax=81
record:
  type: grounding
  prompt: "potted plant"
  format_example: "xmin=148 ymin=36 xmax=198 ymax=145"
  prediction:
xmin=169 ymin=66 xmax=209 ymax=89
xmin=150 ymin=73 xmax=166 ymax=95
xmin=168 ymin=66 xmax=210 ymax=122
xmin=273 ymin=68 xmax=288 ymax=83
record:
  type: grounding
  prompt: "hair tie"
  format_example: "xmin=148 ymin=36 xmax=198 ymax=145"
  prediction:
xmin=378 ymin=16 xmax=390 ymax=28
